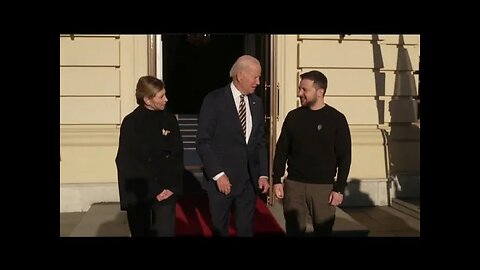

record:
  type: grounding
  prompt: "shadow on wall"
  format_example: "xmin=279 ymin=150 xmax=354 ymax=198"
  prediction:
xmin=343 ymin=178 xmax=374 ymax=207
xmin=373 ymin=34 xmax=420 ymax=201
xmin=387 ymin=35 xmax=420 ymax=199
xmin=372 ymin=34 xmax=386 ymax=123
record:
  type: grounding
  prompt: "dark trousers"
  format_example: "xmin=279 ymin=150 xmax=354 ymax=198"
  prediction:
xmin=126 ymin=199 xmax=176 ymax=237
xmin=283 ymin=179 xmax=336 ymax=236
xmin=208 ymin=181 xmax=256 ymax=237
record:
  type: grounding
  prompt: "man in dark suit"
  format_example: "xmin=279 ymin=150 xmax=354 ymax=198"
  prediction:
xmin=196 ymin=55 xmax=270 ymax=237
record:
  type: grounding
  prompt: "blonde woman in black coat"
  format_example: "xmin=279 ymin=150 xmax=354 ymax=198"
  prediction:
xmin=115 ymin=76 xmax=183 ymax=237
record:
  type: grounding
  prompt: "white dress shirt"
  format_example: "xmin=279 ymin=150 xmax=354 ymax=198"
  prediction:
xmin=212 ymin=82 xmax=253 ymax=181
xmin=230 ymin=82 xmax=252 ymax=144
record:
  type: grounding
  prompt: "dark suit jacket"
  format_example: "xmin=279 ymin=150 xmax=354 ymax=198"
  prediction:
xmin=196 ymin=84 xmax=268 ymax=196
xmin=115 ymin=106 xmax=184 ymax=210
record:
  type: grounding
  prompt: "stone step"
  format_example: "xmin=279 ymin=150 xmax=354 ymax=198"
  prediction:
xmin=183 ymin=149 xmax=202 ymax=167
xmin=70 ymin=200 xmax=369 ymax=237
xmin=391 ymin=198 xmax=420 ymax=220
xmin=331 ymin=209 xmax=370 ymax=237
xmin=69 ymin=202 xmax=129 ymax=237
xmin=268 ymin=200 xmax=369 ymax=237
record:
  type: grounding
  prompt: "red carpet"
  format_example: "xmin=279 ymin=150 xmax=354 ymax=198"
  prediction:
xmin=175 ymin=194 xmax=285 ymax=236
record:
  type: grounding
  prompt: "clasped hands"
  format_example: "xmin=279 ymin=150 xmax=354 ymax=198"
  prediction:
xmin=156 ymin=189 xmax=173 ymax=202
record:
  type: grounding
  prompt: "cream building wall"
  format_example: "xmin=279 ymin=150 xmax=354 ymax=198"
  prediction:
xmin=273 ymin=34 xmax=420 ymax=206
xmin=60 ymin=35 xmax=148 ymax=212
xmin=60 ymin=34 xmax=420 ymax=212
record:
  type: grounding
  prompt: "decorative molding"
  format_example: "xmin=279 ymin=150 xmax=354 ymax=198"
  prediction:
xmin=60 ymin=126 xmax=119 ymax=146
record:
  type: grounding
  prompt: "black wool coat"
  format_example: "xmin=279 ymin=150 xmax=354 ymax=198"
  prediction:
xmin=115 ymin=105 xmax=184 ymax=210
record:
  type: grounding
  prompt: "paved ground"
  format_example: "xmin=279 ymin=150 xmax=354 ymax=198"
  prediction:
xmin=60 ymin=203 xmax=419 ymax=237
xmin=60 ymin=212 xmax=85 ymax=237
xmin=341 ymin=206 xmax=420 ymax=236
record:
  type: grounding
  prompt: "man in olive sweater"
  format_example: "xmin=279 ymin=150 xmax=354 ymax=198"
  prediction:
xmin=272 ymin=70 xmax=351 ymax=236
